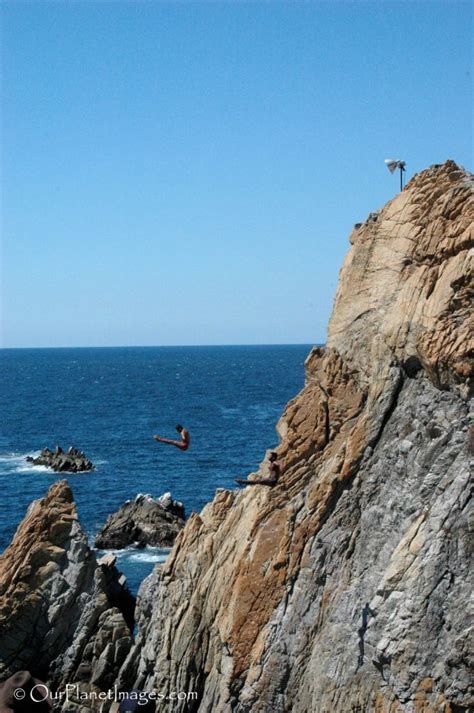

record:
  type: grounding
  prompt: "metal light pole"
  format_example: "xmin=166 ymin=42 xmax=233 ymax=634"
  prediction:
xmin=385 ymin=159 xmax=406 ymax=191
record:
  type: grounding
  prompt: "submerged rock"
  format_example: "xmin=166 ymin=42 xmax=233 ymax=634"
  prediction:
xmin=95 ymin=492 xmax=185 ymax=549
xmin=26 ymin=446 xmax=95 ymax=473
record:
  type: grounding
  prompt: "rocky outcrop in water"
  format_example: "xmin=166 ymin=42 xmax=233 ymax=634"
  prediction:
xmin=0 ymin=481 xmax=134 ymax=710
xmin=95 ymin=493 xmax=185 ymax=549
xmin=115 ymin=161 xmax=473 ymax=712
xmin=26 ymin=446 xmax=95 ymax=473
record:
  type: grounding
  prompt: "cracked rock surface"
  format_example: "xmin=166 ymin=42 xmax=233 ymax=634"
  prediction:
xmin=117 ymin=161 xmax=473 ymax=712
xmin=0 ymin=481 xmax=134 ymax=712
xmin=0 ymin=161 xmax=472 ymax=713
xmin=95 ymin=493 xmax=185 ymax=549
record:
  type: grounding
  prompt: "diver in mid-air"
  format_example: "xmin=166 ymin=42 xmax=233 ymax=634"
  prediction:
xmin=153 ymin=424 xmax=190 ymax=451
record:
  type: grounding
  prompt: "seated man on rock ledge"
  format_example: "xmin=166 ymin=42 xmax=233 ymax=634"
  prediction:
xmin=235 ymin=451 xmax=280 ymax=486
xmin=153 ymin=424 xmax=190 ymax=451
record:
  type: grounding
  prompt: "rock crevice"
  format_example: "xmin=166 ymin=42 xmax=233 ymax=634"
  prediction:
xmin=118 ymin=161 xmax=473 ymax=713
xmin=0 ymin=161 xmax=471 ymax=713
xmin=0 ymin=481 xmax=134 ymax=708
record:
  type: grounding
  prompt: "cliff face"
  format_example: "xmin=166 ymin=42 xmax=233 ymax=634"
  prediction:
xmin=0 ymin=161 xmax=471 ymax=713
xmin=0 ymin=481 xmax=134 ymax=708
xmin=118 ymin=161 xmax=473 ymax=712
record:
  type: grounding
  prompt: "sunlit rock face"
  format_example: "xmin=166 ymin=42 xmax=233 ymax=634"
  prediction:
xmin=118 ymin=161 xmax=473 ymax=713
xmin=0 ymin=161 xmax=471 ymax=713
xmin=0 ymin=480 xmax=134 ymax=709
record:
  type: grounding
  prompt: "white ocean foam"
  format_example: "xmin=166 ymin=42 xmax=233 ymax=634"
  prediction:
xmin=97 ymin=546 xmax=170 ymax=565
xmin=15 ymin=463 xmax=52 ymax=474
xmin=0 ymin=452 xmax=38 ymax=464
xmin=0 ymin=451 xmax=93 ymax=475
xmin=123 ymin=550 xmax=169 ymax=564
xmin=0 ymin=452 xmax=52 ymax=474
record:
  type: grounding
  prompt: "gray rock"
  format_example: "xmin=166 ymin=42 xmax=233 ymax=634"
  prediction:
xmin=26 ymin=446 xmax=94 ymax=473
xmin=0 ymin=481 xmax=134 ymax=711
xmin=1 ymin=161 xmax=472 ymax=713
xmin=0 ymin=671 xmax=52 ymax=712
xmin=95 ymin=493 xmax=185 ymax=549
xmin=110 ymin=162 xmax=473 ymax=713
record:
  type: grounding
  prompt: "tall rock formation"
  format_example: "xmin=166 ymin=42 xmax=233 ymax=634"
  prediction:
xmin=0 ymin=481 xmax=134 ymax=711
xmin=117 ymin=161 xmax=473 ymax=712
xmin=0 ymin=161 xmax=471 ymax=713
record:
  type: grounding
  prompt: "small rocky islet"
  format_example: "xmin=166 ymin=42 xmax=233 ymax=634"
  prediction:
xmin=26 ymin=446 xmax=95 ymax=473
xmin=0 ymin=161 xmax=472 ymax=712
xmin=27 ymin=444 xmax=186 ymax=549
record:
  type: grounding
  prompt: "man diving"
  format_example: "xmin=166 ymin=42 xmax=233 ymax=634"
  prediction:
xmin=153 ymin=424 xmax=190 ymax=451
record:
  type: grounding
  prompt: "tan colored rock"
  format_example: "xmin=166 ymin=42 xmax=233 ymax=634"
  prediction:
xmin=0 ymin=481 xmax=134 ymax=710
xmin=329 ymin=159 xmax=473 ymax=397
xmin=116 ymin=162 xmax=472 ymax=713
xmin=2 ymin=161 xmax=471 ymax=713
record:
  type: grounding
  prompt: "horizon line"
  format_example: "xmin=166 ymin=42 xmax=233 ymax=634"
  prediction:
xmin=0 ymin=342 xmax=321 ymax=351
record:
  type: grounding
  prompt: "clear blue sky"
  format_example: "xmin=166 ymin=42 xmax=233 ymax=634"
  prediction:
xmin=1 ymin=1 xmax=472 ymax=348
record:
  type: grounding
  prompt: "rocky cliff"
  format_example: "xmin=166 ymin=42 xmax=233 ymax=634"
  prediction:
xmin=0 ymin=161 xmax=471 ymax=713
xmin=116 ymin=161 xmax=473 ymax=712
xmin=0 ymin=481 xmax=134 ymax=711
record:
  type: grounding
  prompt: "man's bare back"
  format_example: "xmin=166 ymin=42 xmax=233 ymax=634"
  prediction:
xmin=153 ymin=424 xmax=190 ymax=451
xmin=235 ymin=451 xmax=280 ymax=486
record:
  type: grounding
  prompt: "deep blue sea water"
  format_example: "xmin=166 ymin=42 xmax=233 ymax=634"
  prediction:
xmin=0 ymin=345 xmax=311 ymax=592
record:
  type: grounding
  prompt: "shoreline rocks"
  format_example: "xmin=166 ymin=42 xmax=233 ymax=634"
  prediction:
xmin=95 ymin=492 xmax=186 ymax=549
xmin=0 ymin=480 xmax=134 ymax=710
xmin=26 ymin=446 xmax=95 ymax=473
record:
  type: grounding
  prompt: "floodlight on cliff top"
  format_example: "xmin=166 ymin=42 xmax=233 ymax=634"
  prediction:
xmin=385 ymin=159 xmax=406 ymax=191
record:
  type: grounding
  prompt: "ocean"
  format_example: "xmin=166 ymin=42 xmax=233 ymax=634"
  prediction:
xmin=0 ymin=345 xmax=311 ymax=592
